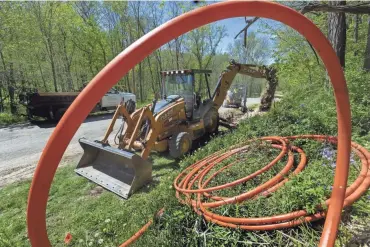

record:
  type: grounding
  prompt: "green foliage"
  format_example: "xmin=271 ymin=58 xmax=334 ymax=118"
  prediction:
xmin=0 ymin=112 xmax=26 ymax=126
xmin=272 ymin=160 xmax=331 ymax=214
xmin=263 ymin=10 xmax=370 ymax=142
xmin=0 ymin=1 xmax=231 ymax=114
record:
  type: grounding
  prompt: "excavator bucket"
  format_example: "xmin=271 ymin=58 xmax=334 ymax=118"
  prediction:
xmin=75 ymin=138 xmax=152 ymax=199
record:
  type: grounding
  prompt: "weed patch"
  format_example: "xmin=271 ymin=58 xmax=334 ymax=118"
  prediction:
xmin=0 ymin=112 xmax=26 ymax=126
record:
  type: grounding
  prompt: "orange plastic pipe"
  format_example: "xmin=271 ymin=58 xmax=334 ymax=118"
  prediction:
xmin=122 ymin=135 xmax=369 ymax=246
xmin=174 ymin=135 xmax=369 ymax=233
xmin=27 ymin=1 xmax=351 ymax=247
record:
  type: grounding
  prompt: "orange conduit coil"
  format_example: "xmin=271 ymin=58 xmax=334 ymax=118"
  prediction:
xmin=27 ymin=1 xmax=352 ymax=247
xmin=119 ymin=135 xmax=370 ymax=247
xmin=174 ymin=136 xmax=370 ymax=231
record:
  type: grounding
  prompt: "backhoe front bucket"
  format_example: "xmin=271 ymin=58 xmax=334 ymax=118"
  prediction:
xmin=75 ymin=138 xmax=152 ymax=199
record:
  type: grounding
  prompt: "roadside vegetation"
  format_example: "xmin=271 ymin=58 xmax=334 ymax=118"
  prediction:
xmin=0 ymin=112 xmax=26 ymax=126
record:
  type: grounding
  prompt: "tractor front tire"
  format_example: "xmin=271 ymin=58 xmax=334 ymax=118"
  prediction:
xmin=169 ymin=132 xmax=192 ymax=159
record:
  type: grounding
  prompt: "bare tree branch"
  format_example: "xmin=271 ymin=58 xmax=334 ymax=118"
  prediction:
xmin=234 ymin=17 xmax=259 ymax=40
xmin=301 ymin=3 xmax=370 ymax=15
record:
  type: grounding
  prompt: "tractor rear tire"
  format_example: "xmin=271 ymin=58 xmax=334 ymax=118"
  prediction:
xmin=169 ymin=132 xmax=192 ymax=159
xmin=204 ymin=108 xmax=219 ymax=134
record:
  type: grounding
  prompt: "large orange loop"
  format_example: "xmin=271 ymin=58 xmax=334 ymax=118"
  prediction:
xmin=27 ymin=1 xmax=351 ymax=247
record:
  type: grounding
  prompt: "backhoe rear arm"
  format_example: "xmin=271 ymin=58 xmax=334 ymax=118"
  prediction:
xmin=212 ymin=61 xmax=273 ymax=110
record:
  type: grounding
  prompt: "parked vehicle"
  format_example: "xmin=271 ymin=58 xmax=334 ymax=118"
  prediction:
xmin=19 ymin=88 xmax=136 ymax=121
xmin=222 ymin=86 xmax=248 ymax=112
xmin=222 ymin=88 xmax=243 ymax=108
xmin=98 ymin=88 xmax=136 ymax=111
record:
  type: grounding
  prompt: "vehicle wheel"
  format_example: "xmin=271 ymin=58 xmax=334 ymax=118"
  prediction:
xmin=26 ymin=108 xmax=33 ymax=120
xmin=95 ymin=102 xmax=102 ymax=112
xmin=54 ymin=108 xmax=66 ymax=121
xmin=47 ymin=108 xmax=54 ymax=121
xmin=204 ymin=108 xmax=219 ymax=134
xmin=169 ymin=132 xmax=192 ymax=159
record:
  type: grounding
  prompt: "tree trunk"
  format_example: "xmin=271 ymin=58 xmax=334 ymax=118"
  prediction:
xmin=139 ymin=62 xmax=143 ymax=102
xmin=175 ymin=38 xmax=180 ymax=70
xmin=124 ymin=73 xmax=131 ymax=92
xmin=0 ymin=46 xmax=10 ymax=110
xmin=153 ymin=50 xmax=163 ymax=93
xmin=99 ymin=41 xmax=107 ymax=65
xmin=37 ymin=58 xmax=48 ymax=91
xmin=354 ymin=14 xmax=359 ymax=43
xmin=301 ymin=3 xmax=370 ymax=15
xmin=20 ymin=70 xmax=26 ymax=88
xmin=197 ymin=57 xmax=203 ymax=90
xmin=354 ymin=14 xmax=360 ymax=56
xmin=35 ymin=2 xmax=59 ymax=92
xmin=8 ymin=63 xmax=16 ymax=114
xmin=134 ymin=2 xmax=143 ymax=102
xmin=363 ymin=18 xmax=370 ymax=71
xmin=50 ymin=51 xmax=58 ymax=92
xmin=34 ymin=3 xmax=58 ymax=92
xmin=327 ymin=1 xmax=347 ymax=68
xmin=64 ymin=66 xmax=74 ymax=91
xmin=259 ymin=67 xmax=278 ymax=112
xmin=146 ymin=56 xmax=156 ymax=95
xmin=60 ymin=28 xmax=74 ymax=91
xmin=167 ymin=42 xmax=175 ymax=69
xmin=0 ymin=87 xmax=3 ymax=112
xmin=155 ymin=60 xmax=162 ymax=95
xmin=132 ymin=67 xmax=136 ymax=95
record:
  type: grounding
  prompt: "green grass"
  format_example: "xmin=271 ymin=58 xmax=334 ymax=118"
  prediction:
xmin=0 ymin=112 xmax=27 ymax=126
xmin=1 ymin=101 xmax=370 ymax=246
xmin=0 ymin=154 xmax=180 ymax=247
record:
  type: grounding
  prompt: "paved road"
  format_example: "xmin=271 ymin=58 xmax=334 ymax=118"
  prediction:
xmin=0 ymin=113 xmax=118 ymax=186
xmin=0 ymin=98 xmax=263 ymax=187
xmin=242 ymin=97 xmax=261 ymax=106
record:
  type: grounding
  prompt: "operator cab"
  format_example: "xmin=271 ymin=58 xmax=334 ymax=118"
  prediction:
xmin=160 ymin=69 xmax=213 ymax=120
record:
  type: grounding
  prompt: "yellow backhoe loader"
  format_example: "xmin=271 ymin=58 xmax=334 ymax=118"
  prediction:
xmin=75 ymin=60 xmax=276 ymax=198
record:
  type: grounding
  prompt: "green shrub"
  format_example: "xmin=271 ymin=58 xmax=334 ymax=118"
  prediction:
xmin=0 ymin=112 xmax=26 ymax=126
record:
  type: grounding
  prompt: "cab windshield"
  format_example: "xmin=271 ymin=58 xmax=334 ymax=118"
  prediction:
xmin=164 ymin=74 xmax=193 ymax=97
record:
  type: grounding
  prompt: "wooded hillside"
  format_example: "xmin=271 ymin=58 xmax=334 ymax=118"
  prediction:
xmin=0 ymin=1 xmax=272 ymax=117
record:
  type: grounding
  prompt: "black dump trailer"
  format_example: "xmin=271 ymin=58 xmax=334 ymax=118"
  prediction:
xmin=19 ymin=92 xmax=80 ymax=121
